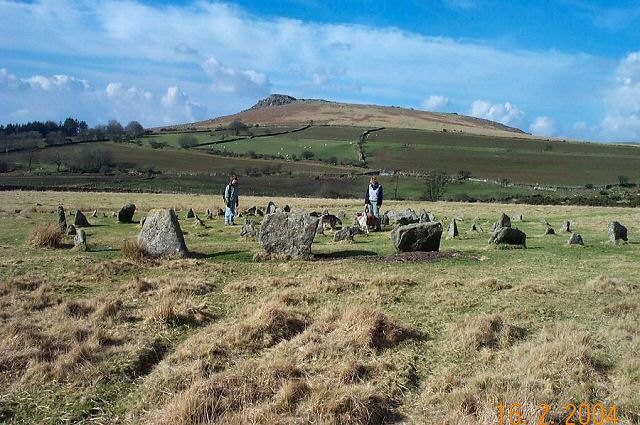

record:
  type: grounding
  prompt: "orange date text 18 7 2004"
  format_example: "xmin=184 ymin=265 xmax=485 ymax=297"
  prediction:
xmin=497 ymin=402 xmax=618 ymax=425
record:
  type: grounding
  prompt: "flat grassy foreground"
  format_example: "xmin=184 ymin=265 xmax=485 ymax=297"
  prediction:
xmin=0 ymin=191 xmax=638 ymax=424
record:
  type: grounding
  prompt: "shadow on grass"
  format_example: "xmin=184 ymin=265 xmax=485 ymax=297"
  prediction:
xmin=313 ymin=250 xmax=378 ymax=260
xmin=190 ymin=250 xmax=247 ymax=260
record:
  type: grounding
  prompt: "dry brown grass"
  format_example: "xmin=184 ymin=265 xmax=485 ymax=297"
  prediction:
xmin=133 ymin=300 xmax=418 ymax=425
xmin=452 ymin=314 xmax=526 ymax=353
xmin=418 ymin=325 xmax=612 ymax=424
xmin=586 ymin=275 xmax=638 ymax=293
xmin=26 ymin=224 xmax=63 ymax=248
xmin=121 ymin=239 xmax=150 ymax=262
xmin=471 ymin=277 xmax=512 ymax=290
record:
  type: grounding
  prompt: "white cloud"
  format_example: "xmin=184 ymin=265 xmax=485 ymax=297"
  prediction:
xmin=0 ymin=68 xmax=29 ymax=90
xmin=26 ymin=74 xmax=90 ymax=91
xmin=421 ymin=95 xmax=450 ymax=111
xmin=529 ymin=116 xmax=558 ymax=137
xmin=0 ymin=0 xmax=618 ymax=135
xmin=470 ymin=100 xmax=526 ymax=127
xmin=202 ymin=57 xmax=270 ymax=97
xmin=601 ymin=52 xmax=640 ymax=141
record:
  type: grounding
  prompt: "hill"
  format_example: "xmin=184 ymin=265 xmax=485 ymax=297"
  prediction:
xmin=189 ymin=94 xmax=530 ymax=138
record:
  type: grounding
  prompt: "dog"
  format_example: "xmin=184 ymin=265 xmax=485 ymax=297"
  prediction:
xmin=355 ymin=212 xmax=377 ymax=234
xmin=321 ymin=214 xmax=342 ymax=230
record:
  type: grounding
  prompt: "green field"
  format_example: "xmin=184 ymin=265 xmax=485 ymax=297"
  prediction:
xmin=3 ymin=125 xmax=640 ymax=203
xmin=365 ymin=128 xmax=640 ymax=185
xmin=0 ymin=191 xmax=638 ymax=424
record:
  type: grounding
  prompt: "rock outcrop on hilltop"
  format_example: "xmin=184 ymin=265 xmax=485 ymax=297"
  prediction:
xmin=249 ymin=94 xmax=297 ymax=109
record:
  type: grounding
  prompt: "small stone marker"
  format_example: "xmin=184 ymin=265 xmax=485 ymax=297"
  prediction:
xmin=334 ymin=226 xmax=357 ymax=242
xmin=240 ymin=219 xmax=258 ymax=239
xmin=419 ymin=209 xmax=431 ymax=223
xmin=57 ymin=206 xmax=67 ymax=233
xmin=186 ymin=208 xmax=195 ymax=219
xmin=283 ymin=205 xmax=291 ymax=213
xmin=568 ymin=233 xmax=584 ymax=245
xmin=74 ymin=210 xmax=91 ymax=227
xmin=91 ymin=210 xmax=98 ymax=218
xmin=206 ymin=209 xmax=213 ymax=220
xmin=498 ymin=213 xmax=511 ymax=229
xmin=138 ymin=209 xmax=189 ymax=258
xmin=448 ymin=219 xmax=459 ymax=238
xmin=118 ymin=203 xmax=136 ymax=223
xmin=391 ymin=222 xmax=443 ymax=252
xmin=266 ymin=201 xmax=277 ymax=215
xmin=489 ymin=227 xmax=526 ymax=247
xmin=65 ymin=224 xmax=76 ymax=235
xmin=544 ymin=227 xmax=556 ymax=235
xmin=563 ymin=221 xmax=571 ymax=233
xmin=74 ymin=229 xmax=87 ymax=250
xmin=608 ymin=221 xmax=628 ymax=243
xmin=217 ymin=208 xmax=225 ymax=216
xmin=194 ymin=217 xmax=205 ymax=227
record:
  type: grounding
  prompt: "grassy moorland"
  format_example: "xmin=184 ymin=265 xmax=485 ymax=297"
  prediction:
xmin=0 ymin=191 xmax=638 ymax=424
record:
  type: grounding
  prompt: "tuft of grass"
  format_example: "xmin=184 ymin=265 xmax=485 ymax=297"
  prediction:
xmin=26 ymin=224 xmax=63 ymax=248
xmin=122 ymin=239 xmax=150 ymax=262
xmin=453 ymin=314 xmax=526 ymax=353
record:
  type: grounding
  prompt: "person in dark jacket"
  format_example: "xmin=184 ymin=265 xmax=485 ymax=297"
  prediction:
xmin=364 ymin=176 xmax=383 ymax=230
xmin=223 ymin=175 xmax=239 ymax=225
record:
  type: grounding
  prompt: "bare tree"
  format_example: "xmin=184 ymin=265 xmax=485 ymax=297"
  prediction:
xmin=422 ymin=171 xmax=449 ymax=201
xmin=46 ymin=150 xmax=64 ymax=172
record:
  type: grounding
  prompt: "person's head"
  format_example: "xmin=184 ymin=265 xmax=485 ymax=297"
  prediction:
xmin=370 ymin=176 xmax=378 ymax=185
xmin=230 ymin=175 xmax=238 ymax=185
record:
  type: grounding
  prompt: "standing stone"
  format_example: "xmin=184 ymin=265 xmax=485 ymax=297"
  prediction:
xmin=568 ymin=233 xmax=584 ymax=246
xmin=498 ymin=213 xmax=511 ymax=229
xmin=609 ymin=222 xmax=628 ymax=243
xmin=91 ymin=210 xmax=98 ymax=218
xmin=74 ymin=210 xmax=91 ymax=227
xmin=66 ymin=224 xmax=76 ymax=235
xmin=194 ymin=217 xmax=205 ymax=227
xmin=283 ymin=205 xmax=291 ymax=213
xmin=380 ymin=212 xmax=390 ymax=226
xmin=448 ymin=219 xmax=459 ymax=238
xmin=217 ymin=208 xmax=225 ymax=216
xmin=266 ymin=201 xmax=277 ymax=215
xmin=334 ymin=226 xmax=357 ymax=242
xmin=112 ymin=212 xmax=117 ymax=218
xmin=388 ymin=208 xmax=419 ymax=226
xmin=470 ymin=223 xmax=480 ymax=232
xmin=57 ymin=206 xmax=67 ymax=233
xmin=391 ymin=222 xmax=443 ymax=252
xmin=315 ymin=223 xmax=325 ymax=236
xmin=336 ymin=210 xmax=346 ymax=221
xmin=246 ymin=206 xmax=257 ymax=216
xmin=240 ymin=219 xmax=258 ymax=239
xmin=563 ymin=221 xmax=571 ymax=233
xmin=186 ymin=208 xmax=195 ymax=219
xmin=489 ymin=227 xmax=526 ymax=247
xmin=259 ymin=212 xmax=319 ymax=257
xmin=206 ymin=209 xmax=213 ymax=220
xmin=419 ymin=209 xmax=431 ymax=223
xmin=138 ymin=209 xmax=189 ymax=258
xmin=74 ymin=229 xmax=87 ymax=250
xmin=544 ymin=227 xmax=556 ymax=235
xmin=118 ymin=203 xmax=136 ymax=223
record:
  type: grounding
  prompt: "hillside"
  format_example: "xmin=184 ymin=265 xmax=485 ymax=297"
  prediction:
xmin=189 ymin=94 xmax=530 ymax=138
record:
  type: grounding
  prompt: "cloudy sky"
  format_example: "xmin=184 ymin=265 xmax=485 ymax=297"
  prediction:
xmin=1 ymin=0 xmax=640 ymax=142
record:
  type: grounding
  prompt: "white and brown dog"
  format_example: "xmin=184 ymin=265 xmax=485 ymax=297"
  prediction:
xmin=355 ymin=211 xmax=377 ymax=234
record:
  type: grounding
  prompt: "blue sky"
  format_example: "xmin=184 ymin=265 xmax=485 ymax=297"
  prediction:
xmin=1 ymin=0 xmax=640 ymax=142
